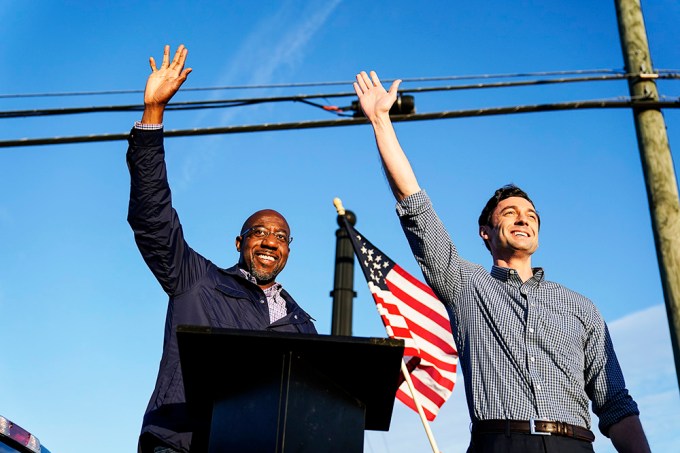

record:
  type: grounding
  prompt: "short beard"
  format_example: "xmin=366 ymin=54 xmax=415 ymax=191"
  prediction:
xmin=249 ymin=265 xmax=280 ymax=285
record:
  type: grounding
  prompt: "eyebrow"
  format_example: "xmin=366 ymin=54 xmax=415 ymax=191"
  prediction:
xmin=501 ymin=206 xmax=538 ymax=216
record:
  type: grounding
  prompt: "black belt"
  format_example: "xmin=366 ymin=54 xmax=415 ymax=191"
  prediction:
xmin=472 ymin=419 xmax=595 ymax=443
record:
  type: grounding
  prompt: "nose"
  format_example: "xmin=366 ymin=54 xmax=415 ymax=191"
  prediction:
xmin=515 ymin=212 xmax=529 ymax=225
xmin=260 ymin=232 xmax=280 ymax=248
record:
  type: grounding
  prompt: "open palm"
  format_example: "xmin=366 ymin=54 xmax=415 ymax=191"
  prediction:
xmin=144 ymin=45 xmax=192 ymax=107
xmin=353 ymin=71 xmax=401 ymax=121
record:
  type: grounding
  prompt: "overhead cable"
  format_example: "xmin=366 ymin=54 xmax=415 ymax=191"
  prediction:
xmin=1 ymin=97 xmax=677 ymax=149
xmin=4 ymin=72 xmax=671 ymax=120
xmin=0 ymin=68 xmax=637 ymax=99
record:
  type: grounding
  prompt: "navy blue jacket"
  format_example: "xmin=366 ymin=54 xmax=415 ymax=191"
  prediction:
xmin=127 ymin=128 xmax=317 ymax=452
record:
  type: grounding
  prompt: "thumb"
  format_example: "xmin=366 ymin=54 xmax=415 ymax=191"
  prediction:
xmin=178 ymin=67 xmax=193 ymax=83
xmin=388 ymin=79 xmax=402 ymax=97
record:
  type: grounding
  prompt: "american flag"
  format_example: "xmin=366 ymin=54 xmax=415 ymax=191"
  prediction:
xmin=341 ymin=217 xmax=458 ymax=421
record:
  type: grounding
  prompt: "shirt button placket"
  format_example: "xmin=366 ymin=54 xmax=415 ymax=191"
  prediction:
xmin=525 ymin=287 xmax=543 ymax=405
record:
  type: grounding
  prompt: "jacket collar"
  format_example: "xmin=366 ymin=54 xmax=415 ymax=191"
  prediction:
xmin=218 ymin=265 xmax=312 ymax=319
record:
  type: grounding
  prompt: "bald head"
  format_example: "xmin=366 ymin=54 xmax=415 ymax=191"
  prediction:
xmin=236 ymin=209 xmax=291 ymax=288
xmin=240 ymin=209 xmax=289 ymax=235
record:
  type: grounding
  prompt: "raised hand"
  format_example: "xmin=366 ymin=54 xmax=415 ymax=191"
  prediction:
xmin=141 ymin=44 xmax=192 ymax=124
xmin=353 ymin=71 xmax=401 ymax=123
xmin=352 ymin=70 xmax=419 ymax=200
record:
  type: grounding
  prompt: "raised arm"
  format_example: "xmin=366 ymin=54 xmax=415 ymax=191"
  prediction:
xmin=127 ymin=45 xmax=204 ymax=297
xmin=354 ymin=71 xmax=420 ymax=201
xmin=141 ymin=44 xmax=192 ymax=124
xmin=355 ymin=71 xmax=467 ymax=344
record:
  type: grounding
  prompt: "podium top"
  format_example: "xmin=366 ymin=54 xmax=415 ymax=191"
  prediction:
xmin=177 ymin=326 xmax=404 ymax=431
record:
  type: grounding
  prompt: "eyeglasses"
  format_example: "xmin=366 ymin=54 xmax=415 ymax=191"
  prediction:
xmin=241 ymin=226 xmax=293 ymax=245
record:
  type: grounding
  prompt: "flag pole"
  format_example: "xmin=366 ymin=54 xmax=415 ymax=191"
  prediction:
xmin=332 ymin=197 xmax=347 ymax=216
xmin=400 ymin=360 xmax=442 ymax=453
xmin=333 ymin=197 xmax=442 ymax=453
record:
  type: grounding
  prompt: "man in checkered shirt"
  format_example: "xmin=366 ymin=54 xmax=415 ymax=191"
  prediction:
xmin=353 ymin=70 xmax=650 ymax=452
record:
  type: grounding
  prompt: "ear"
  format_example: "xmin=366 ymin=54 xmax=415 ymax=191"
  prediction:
xmin=479 ymin=226 xmax=489 ymax=241
xmin=235 ymin=236 xmax=242 ymax=252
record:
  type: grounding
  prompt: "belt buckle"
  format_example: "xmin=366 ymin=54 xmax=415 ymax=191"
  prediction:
xmin=529 ymin=417 xmax=551 ymax=436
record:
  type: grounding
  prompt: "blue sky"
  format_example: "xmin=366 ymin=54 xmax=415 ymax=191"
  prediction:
xmin=1 ymin=1 xmax=679 ymax=452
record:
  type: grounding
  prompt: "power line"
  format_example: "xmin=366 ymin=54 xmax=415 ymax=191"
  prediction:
xmin=0 ymin=68 xmax=628 ymax=99
xmin=1 ymin=98 xmax=677 ymax=149
xmin=5 ymin=72 xmax=678 ymax=120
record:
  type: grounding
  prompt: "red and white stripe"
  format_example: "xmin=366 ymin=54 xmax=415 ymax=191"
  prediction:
xmin=368 ymin=264 xmax=458 ymax=421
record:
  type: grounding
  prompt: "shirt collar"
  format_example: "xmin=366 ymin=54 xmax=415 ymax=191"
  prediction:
xmin=490 ymin=265 xmax=545 ymax=286
xmin=262 ymin=282 xmax=283 ymax=297
xmin=237 ymin=267 xmax=282 ymax=292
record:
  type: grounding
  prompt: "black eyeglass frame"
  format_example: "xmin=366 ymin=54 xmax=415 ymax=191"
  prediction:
xmin=240 ymin=226 xmax=293 ymax=245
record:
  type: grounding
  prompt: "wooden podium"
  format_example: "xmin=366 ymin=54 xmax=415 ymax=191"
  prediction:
xmin=177 ymin=326 xmax=404 ymax=453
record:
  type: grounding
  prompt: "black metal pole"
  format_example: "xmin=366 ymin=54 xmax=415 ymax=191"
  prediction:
xmin=330 ymin=210 xmax=357 ymax=336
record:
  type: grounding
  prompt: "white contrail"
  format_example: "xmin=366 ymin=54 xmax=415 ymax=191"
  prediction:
xmin=178 ymin=1 xmax=342 ymax=189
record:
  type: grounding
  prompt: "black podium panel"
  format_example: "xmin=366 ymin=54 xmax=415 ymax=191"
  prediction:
xmin=177 ymin=326 xmax=404 ymax=453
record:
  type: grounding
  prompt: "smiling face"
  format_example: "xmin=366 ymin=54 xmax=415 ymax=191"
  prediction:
xmin=479 ymin=196 xmax=539 ymax=260
xmin=235 ymin=209 xmax=291 ymax=288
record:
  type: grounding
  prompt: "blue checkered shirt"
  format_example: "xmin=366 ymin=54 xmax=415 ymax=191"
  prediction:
xmin=396 ymin=190 xmax=639 ymax=435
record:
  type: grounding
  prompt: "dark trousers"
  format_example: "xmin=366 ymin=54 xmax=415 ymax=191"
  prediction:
xmin=467 ymin=432 xmax=595 ymax=453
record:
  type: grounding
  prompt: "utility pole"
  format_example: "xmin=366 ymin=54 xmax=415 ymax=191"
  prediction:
xmin=615 ymin=0 xmax=680 ymax=391
xmin=330 ymin=209 xmax=357 ymax=336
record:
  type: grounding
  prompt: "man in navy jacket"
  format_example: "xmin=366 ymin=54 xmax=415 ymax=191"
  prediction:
xmin=127 ymin=44 xmax=317 ymax=453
